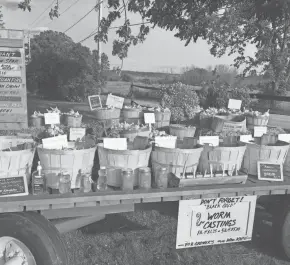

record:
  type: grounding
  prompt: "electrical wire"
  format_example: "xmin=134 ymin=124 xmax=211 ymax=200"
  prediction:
xmin=29 ymin=0 xmax=57 ymax=27
xmin=63 ymin=1 xmax=103 ymax=34
xmin=45 ymin=0 xmax=81 ymax=27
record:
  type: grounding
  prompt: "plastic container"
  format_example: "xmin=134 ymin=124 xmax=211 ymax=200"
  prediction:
xmin=156 ymin=167 xmax=168 ymax=189
xmin=97 ymin=166 xmax=108 ymax=191
xmin=138 ymin=167 xmax=151 ymax=189
xmin=121 ymin=168 xmax=134 ymax=191
xmin=81 ymin=173 xmax=92 ymax=193
xmin=58 ymin=171 xmax=71 ymax=194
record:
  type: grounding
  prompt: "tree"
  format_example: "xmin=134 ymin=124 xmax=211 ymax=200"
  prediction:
xmin=16 ymin=0 xmax=290 ymax=92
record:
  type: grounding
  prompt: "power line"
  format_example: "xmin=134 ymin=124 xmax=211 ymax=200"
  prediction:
xmin=78 ymin=21 xmax=151 ymax=43
xmin=29 ymin=0 xmax=56 ymax=27
xmin=63 ymin=1 xmax=103 ymax=34
xmin=45 ymin=0 xmax=81 ymax=27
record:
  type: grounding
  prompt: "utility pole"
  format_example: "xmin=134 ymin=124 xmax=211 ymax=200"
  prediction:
xmin=96 ymin=0 xmax=102 ymax=67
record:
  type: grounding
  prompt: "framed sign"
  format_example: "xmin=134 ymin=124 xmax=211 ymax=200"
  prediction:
xmin=176 ymin=196 xmax=257 ymax=249
xmin=106 ymin=94 xmax=124 ymax=109
xmin=103 ymin=138 xmax=127 ymax=150
xmin=228 ymin=99 xmax=242 ymax=110
xmin=42 ymin=135 xmax=68 ymax=150
xmin=44 ymin=113 xmax=60 ymax=125
xmin=199 ymin=136 xmax=219 ymax=147
xmin=144 ymin=113 xmax=155 ymax=124
xmin=69 ymin=128 xmax=86 ymax=141
xmin=254 ymin=126 xmax=267 ymax=137
xmin=0 ymin=176 xmax=28 ymax=197
xmin=88 ymin=95 xmax=102 ymax=110
xmin=257 ymin=161 xmax=283 ymax=182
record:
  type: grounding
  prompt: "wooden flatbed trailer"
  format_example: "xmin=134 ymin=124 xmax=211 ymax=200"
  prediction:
xmin=0 ymin=176 xmax=290 ymax=265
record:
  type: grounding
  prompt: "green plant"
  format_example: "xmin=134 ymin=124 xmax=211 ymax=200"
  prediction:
xmin=159 ymin=82 xmax=201 ymax=122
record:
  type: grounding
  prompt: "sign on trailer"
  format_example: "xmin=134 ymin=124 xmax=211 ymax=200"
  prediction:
xmin=257 ymin=161 xmax=283 ymax=181
xmin=176 ymin=196 xmax=257 ymax=249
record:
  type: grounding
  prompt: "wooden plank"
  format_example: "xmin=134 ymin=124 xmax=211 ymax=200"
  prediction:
xmin=142 ymin=197 xmax=162 ymax=203
xmin=218 ymin=192 xmax=238 ymax=197
xmin=201 ymin=193 xmax=220 ymax=199
xmin=271 ymin=189 xmax=287 ymax=195
xmin=253 ymin=190 xmax=270 ymax=196
xmin=51 ymin=203 xmax=75 ymax=209
xmin=0 ymin=39 xmax=23 ymax=48
xmin=182 ymin=195 xmax=201 ymax=200
xmin=0 ymin=205 xmax=24 ymax=212
xmin=99 ymin=200 xmax=120 ymax=206
xmin=121 ymin=199 xmax=141 ymax=204
xmin=75 ymin=201 xmax=98 ymax=207
xmin=163 ymin=196 xmax=181 ymax=201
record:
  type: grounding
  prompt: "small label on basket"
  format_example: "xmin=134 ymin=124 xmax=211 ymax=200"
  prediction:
xmin=199 ymin=136 xmax=219 ymax=147
xmin=106 ymin=94 xmax=124 ymax=109
xmin=223 ymin=122 xmax=244 ymax=132
xmin=70 ymin=128 xmax=86 ymax=141
xmin=88 ymin=95 xmax=102 ymax=110
xmin=144 ymin=113 xmax=155 ymax=124
xmin=228 ymin=99 xmax=242 ymax=110
xmin=42 ymin=135 xmax=68 ymax=149
xmin=240 ymin=135 xmax=253 ymax=143
xmin=257 ymin=161 xmax=283 ymax=182
xmin=155 ymin=136 xmax=177 ymax=148
xmin=278 ymin=134 xmax=290 ymax=143
xmin=103 ymin=138 xmax=127 ymax=150
xmin=44 ymin=113 xmax=60 ymax=125
xmin=254 ymin=126 xmax=267 ymax=137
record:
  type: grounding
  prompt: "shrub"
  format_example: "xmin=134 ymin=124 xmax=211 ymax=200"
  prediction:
xmin=159 ymin=82 xmax=201 ymax=122
xmin=121 ymin=73 xmax=133 ymax=82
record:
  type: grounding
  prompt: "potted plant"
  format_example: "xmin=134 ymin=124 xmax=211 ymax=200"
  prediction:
xmin=63 ymin=109 xmax=83 ymax=127
xmin=30 ymin=111 xmax=44 ymax=128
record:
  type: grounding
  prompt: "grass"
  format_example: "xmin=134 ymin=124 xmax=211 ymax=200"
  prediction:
xmin=60 ymin=202 xmax=290 ymax=265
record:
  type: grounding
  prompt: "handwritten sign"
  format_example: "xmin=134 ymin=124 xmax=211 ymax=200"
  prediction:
xmin=0 ymin=70 xmax=21 ymax=77
xmin=257 ymin=162 xmax=283 ymax=182
xmin=144 ymin=113 xmax=155 ymax=124
xmin=240 ymin=135 xmax=253 ymax=143
xmin=0 ymin=51 xmax=21 ymax=57
xmin=0 ymin=64 xmax=20 ymax=71
xmin=155 ymin=136 xmax=177 ymax=149
xmin=176 ymin=196 xmax=257 ymax=249
xmin=0 ymin=77 xmax=21 ymax=83
xmin=228 ymin=99 xmax=242 ymax=110
xmin=106 ymin=94 xmax=124 ymax=109
xmin=0 ymin=58 xmax=21 ymax=64
xmin=88 ymin=95 xmax=102 ymax=110
xmin=70 ymin=128 xmax=86 ymax=141
xmin=42 ymin=135 xmax=68 ymax=149
xmin=199 ymin=136 xmax=219 ymax=147
xmin=254 ymin=126 xmax=267 ymax=137
xmin=0 ymin=176 xmax=28 ymax=197
xmin=278 ymin=134 xmax=290 ymax=143
xmin=44 ymin=113 xmax=60 ymax=125
xmin=103 ymin=138 xmax=127 ymax=150
xmin=222 ymin=121 xmax=244 ymax=132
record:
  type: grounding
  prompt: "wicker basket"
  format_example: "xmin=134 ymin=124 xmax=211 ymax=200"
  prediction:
xmin=97 ymin=142 xmax=152 ymax=187
xmin=119 ymin=128 xmax=150 ymax=142
xmin=211 ymin=115 xmax=246 ymax=133
xmin=155 ymin=111 xmax=171 ymax=129
xmin=198 ymin=143 xmax=246 ymax=176
xmin=169 ymin=125 xmax=196 ymax=140
xmin=0 ymin=136 xmax=36 ymax=183
xmin=246 ymin=115 xmax=269 ymax=129
xmin=241 ymin=140 xmax=289 ymax=176
xmin=37 ymin=143 xmax=97 ymax=189
xmin=94 ymin=108 xmax=121 ymax=128
xmin=151 ymin=142 xmax=204 ymax=180
xmin=121 ymin=108 xmax=143 ymax=124
xmin=63 ymin=115 xmax=82 ymax=127
xmin=29 ymin=116 xmax=44 ymax=128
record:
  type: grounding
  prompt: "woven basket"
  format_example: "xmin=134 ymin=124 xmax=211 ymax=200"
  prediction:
xmin=37 ymin=143 xmax=97 ymax=189
xmin=119 ymin=128 xmax=150 ymax=142
xmin=29 ymin=116 xmax=44 ymax=128
xmin=94 ymin=108 xmax=120 ymax=128
xmin=246 ymin=115 xmax=269 ymax=129
xmin=155 ymin=111 xmax=171 ymax=129
xmin=211 ymin=115 xmax=246 ymax=133
xmin=169 ymin=125 xmax=196 ymax=140
xmin=0 ymin=136 xmax=36 ymax=183
xmin=121 ymin=108 xmax=143 ymax=124
xmin=97 ymin=142 xmax=152 ymax=187
xmin=151 ymin=142 xmax=203 ymax=180
xmin=241 ymin=140 xmax=289 ymax=176
xmin=63 ymin=115 xmax=82 ymax=127
xmin=198 ymin=143 xmax=246 ymax=175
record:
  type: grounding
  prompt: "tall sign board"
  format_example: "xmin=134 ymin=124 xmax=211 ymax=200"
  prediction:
xmin=0 ymin=29 xmax=28 ymax=130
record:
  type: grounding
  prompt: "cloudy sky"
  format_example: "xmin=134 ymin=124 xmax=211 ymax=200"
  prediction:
xmin=0 ymin=0 xmax=256 ymax=73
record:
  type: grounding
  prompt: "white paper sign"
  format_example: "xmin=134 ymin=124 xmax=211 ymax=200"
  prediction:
xmin=228 ymin=99 xmax=242 ymax=110
xmin=155 ymin=136 xmax=177 ymax=149
xmin=240 ymin=135 xmax=253 ymax=143
xmin=254 ymin=126 xmax=267 ymax=137
xmin=199 ymin=136 xmax=219 ymax=147
xmin=103 ymin=138 xmax=127 ymax=150
xmin=70 ymin=128 xmax=86 ymax=141
xmin=144 ymin=113 xmax=155 ymax=124
xmin=176 ymin=196 xmax=257 ymax=249
xmin=44 ymin=113 xmax=60 ymax=125
xmin=278 ymin=134 xmax=290 ymax=143
xmin=42 ymin=135 xmax=68 ymax=149
xmin=106 ymin=94 xmax=124 ymax=109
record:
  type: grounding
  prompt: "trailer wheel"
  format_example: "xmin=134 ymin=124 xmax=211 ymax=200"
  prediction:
xmin=0 ymin=212 xmax=68 ymax=265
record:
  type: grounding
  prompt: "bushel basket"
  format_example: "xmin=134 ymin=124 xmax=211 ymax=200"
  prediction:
xmin=94 ymin=108 xmax=120 ymax=128
xmin=211 ymin=115 xmax=246 ymax=133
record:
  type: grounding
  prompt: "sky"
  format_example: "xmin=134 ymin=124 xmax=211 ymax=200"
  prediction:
xmin=0 ymin=0 xmax=256 ymax=73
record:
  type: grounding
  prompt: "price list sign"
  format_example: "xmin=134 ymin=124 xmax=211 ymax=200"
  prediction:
xmin=0 ymin=31 xmax=28 ymax=130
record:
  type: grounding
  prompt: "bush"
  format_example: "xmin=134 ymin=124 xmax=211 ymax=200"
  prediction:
xmin=121 ymin=74 xmax=133 ymax=82
xmin=159 ymin=82 xmax=201 ymax=122
xmin=199 ymin=80 xmax=253 ymax=109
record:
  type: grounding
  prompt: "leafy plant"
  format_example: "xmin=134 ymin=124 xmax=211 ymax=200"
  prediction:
xmin=159 ymin=82 xmax=201 ymax=122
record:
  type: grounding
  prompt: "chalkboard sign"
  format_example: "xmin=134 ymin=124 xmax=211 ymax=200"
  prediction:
xmin=0 ymin=176 xmax=28 ymax=197
xmin=257 ymin=161 xmax=283 ymax=181
xmin=88 ymin=95 xmax=102 ymax=110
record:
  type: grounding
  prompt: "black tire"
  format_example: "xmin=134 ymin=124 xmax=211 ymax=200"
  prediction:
xmin=0 ymin=212 xmax=68 ymax=265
